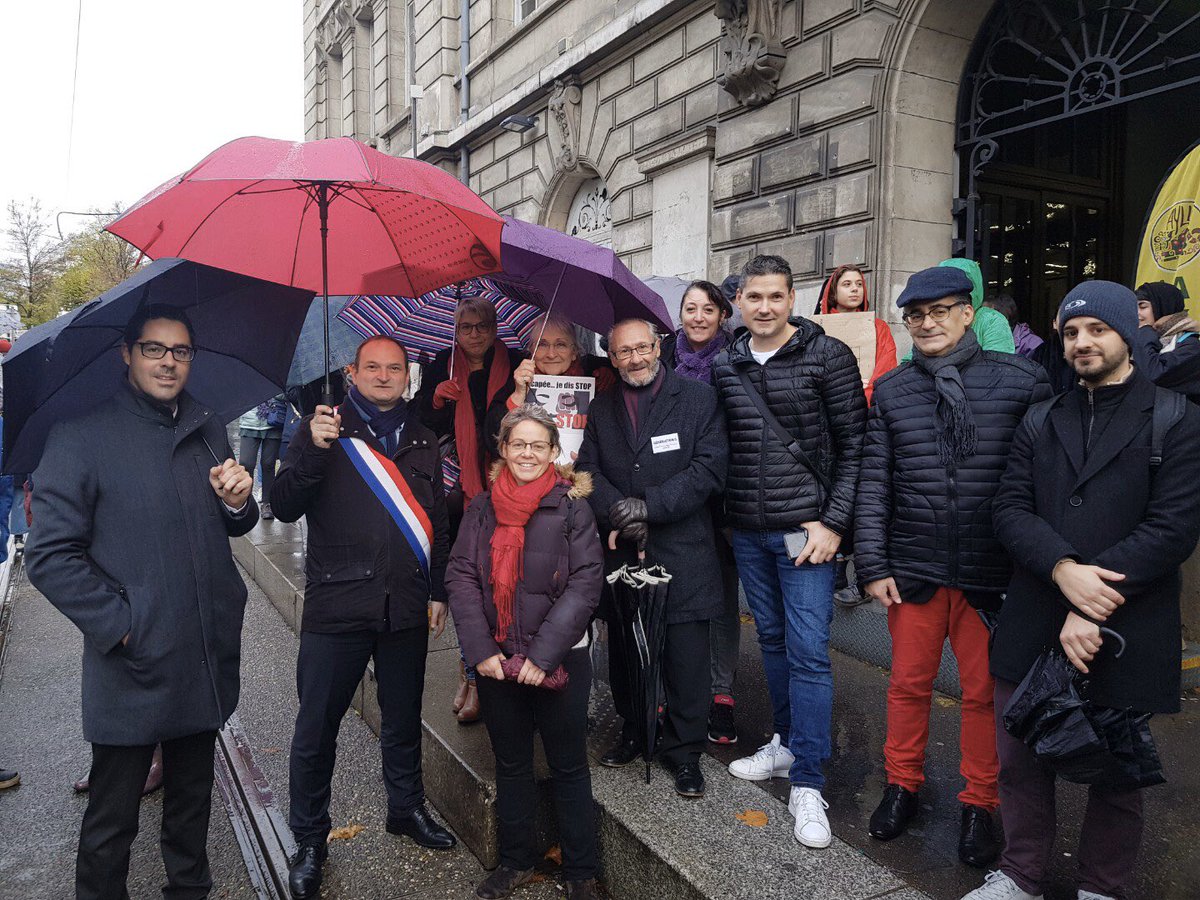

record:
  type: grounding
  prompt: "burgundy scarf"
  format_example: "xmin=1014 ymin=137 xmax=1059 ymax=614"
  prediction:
xmin=489 ymin=465 xmax=558 ymax=642
xmin=453 ymin=341 xmax=512 ymax=500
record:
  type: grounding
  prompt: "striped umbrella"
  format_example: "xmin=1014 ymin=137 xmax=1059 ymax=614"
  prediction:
xmin=338 ymin=277 xmax=544 ymax=360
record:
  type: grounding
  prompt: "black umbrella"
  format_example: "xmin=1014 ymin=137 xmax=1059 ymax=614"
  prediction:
xmin=1002 ymin=628 xmax=1165 ymax=790
xmin=2 ymin=258 xmax=314 ymax=474
xmin=606 ymin=557 xmax=672 ymax=784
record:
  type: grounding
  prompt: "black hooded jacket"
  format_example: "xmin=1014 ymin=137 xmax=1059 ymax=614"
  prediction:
xmin=712 ymin=317 xmax=866 ymax=533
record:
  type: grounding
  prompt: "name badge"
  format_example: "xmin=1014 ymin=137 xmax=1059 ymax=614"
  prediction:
xmin=651 ymin=433 xmax=681 ymax=454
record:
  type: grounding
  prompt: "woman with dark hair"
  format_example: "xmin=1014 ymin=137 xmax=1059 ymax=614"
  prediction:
xmin=813 ymin=264 xmax=897 ymax=405
xmin=447 ymin=405 xmax=602 ymax=900
xmin=658 ymin=280 xmax=742 ymax=745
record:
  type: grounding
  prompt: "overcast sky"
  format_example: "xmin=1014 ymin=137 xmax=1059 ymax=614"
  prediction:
xmin=2 ymin=0 xmax=303 ymax=238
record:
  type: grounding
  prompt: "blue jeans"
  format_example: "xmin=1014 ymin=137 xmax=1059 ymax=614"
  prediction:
xmin=731 ymin=529 xmax=835 ymax=789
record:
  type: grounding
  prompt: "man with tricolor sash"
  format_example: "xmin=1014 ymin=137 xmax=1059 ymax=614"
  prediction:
xmin=271 ymin=336 xmax=455 ymax=900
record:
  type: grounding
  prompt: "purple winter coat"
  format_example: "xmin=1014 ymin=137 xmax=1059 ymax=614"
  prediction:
xmin=446 ymin=464 xmax=603 ymax=673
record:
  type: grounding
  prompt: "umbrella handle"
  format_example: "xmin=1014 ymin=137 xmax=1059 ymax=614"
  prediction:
xmin=1099 ymin=627 xmax=1126 ymax=659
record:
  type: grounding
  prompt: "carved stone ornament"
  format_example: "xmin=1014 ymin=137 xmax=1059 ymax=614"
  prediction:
xmin=546 ymin=77 xmax=583 ymax=172
xmin=320 ymin=1 xmax=353 ymax=57
xmin=715 ymin=0 xmax=786 ymax=108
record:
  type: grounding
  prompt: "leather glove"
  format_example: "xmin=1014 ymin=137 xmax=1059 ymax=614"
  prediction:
xmin=619 ymin=519 xmax=649 ymax=549
xmin=609 ymin=497 xmax=647 ymax=530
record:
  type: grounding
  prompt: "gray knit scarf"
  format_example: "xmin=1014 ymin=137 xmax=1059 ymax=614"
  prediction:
xmin=911 ymin=328 xmax=981 ymax=467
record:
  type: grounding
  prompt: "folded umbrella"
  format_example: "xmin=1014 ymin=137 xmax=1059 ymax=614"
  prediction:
xmin=2 ymin=258 xmax=313 ymax=474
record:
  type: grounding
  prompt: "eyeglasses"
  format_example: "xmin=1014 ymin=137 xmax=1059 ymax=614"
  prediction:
xmin=610 ymin=342 xmax=657 ymax=361
xmin=901 ymin=301 xmax=968 ymax=328
xmin=135 ymin=341 xmax=196 ymax=362
xmin=535 ymin=340 xmax=574 ymax=354
xmin=506 ymin=440 xmax=553 ymax=455
xmin=457 ymin=322 xmax=493 ymax=336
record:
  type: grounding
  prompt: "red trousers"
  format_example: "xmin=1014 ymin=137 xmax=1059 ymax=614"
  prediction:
xmin=885 ymin=586 xmax=998 ymax=809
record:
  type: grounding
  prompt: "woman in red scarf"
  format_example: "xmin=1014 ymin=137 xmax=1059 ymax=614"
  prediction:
xmin=446 ymin=406 xmax=603 ymax=900
xmin=814 ymin=264 xmax=898 ymax=405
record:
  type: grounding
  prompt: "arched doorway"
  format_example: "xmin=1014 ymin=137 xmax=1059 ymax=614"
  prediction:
xmin=957 ymin=0 xmax=1200 ymax=333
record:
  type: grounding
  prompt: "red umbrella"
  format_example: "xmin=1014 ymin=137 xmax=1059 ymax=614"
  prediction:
xmin=106 ymin=135 xmax=503 ymax=398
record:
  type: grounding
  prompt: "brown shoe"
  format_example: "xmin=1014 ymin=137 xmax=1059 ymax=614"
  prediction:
xmin=456 ymin=680 xmax=481 ymax=724
xmin=452 ymin=661 xmax=470 ymax=713
xmin=565 ymin=879 xmax=600 ymax=899
xmin=475 ymin=866 xmax=534 ymax=899
xmin=142 ymin=745 xmax=163 ymax=796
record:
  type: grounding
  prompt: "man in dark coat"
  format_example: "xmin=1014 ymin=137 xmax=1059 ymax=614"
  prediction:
xmin=271 ymin=336 xmax=455 ymax=900
xmin=576 ymin=317 xmax=728 ymax=799
xmin=963 ymin=282 xmax=1200 ymax=900
xmin=26 ymin=305 xmax=259 ymax=900
xmin=854 ymin=266 xmax=1051 ymax=867
xmin=713 ymin=254 xmax=866 ymax=850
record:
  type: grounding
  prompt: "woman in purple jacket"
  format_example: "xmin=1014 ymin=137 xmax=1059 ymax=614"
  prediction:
xmin=447 ymin=404 xmax=603 ymax=900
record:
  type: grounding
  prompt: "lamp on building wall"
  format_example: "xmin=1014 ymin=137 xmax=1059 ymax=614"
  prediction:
xmin=500 ymin=114 xmax=538 ymax=134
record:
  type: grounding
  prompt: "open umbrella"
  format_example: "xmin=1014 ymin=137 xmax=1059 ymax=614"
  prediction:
xmin=286 ymin=296 xmax=362 ymax=388
xmin=361 ymin=216 xmax=673 ymax=340
xmin=605 ymin=560 xmax=672 ymax=784
xmin=106 ymin=136 xmax=504 ymax=400
xmin=2 ymin=258 xmax=313 ymax=474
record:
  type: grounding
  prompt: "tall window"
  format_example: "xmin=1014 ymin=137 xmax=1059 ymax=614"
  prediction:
xmin=515 ymin=0 xmax=540 ymax=24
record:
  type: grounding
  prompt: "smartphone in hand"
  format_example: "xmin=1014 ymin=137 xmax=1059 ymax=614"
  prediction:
xmin=784 ymin=528 xmax=809 ymax=561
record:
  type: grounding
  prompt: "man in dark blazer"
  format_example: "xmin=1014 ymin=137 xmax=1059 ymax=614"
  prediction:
xmin=27 ymin=305 xmax=259 ymax=900
xmin=963 ymin=282 xmax=1200 ymax=900
xmin=576 ymin=318 xmax=728 ymax=799
xmin=271 ymin=336 xmax=455 ymax=899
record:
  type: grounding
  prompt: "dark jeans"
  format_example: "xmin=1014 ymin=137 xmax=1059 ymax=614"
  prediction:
xmin=289 ymin=626 xmax=427 ymax=845
xmin=995 ymin=678 xmax=1145 ymax=898
xmin=609 ymin=616 xmax=711 ymax=767
xmin=732 ymin=529 xmax=835 ymax=789
xmin=76 ymin=730 xmax=217 ymax=900
xmin=475 ymin=648 xmax=597 ymax=881
xmin=237 ymin=435 xmax=281 ymax=501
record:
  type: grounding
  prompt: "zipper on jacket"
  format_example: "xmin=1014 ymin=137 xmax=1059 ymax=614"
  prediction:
xmin=750 ymin=364 xmax=769 ymax=532
xmin=1085 ymin=388 xmax=1096 ymax=453
xmin=947 ymin=464 xmax=959 ymax=585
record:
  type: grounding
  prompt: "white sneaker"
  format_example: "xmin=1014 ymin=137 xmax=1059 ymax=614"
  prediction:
xmin=727 ymin=733 xmax=794 ymax=781
xmin=1077 ymin=892 xmax=1115 ymax=900
xmin=788 ymin=787 xmax=831 ymax=849
xmin=960 ymin=871 xmax=1044 ymax=900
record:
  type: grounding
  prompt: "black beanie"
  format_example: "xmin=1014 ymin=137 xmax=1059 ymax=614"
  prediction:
xmin=1057 ymin=281 xmax=1139 ymax=350
xmin=1134 ymin=281 xmax=1185 ymax=321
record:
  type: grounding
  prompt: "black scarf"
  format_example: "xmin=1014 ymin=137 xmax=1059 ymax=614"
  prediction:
xmin=347 ymin=386 xmax=408 ymax=456
xmin=911 ymin=329 xmax=981 ymax=467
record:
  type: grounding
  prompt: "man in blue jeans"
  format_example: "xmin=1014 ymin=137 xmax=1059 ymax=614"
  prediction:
xmin=713 ymin=255 xmax=867 ymax=848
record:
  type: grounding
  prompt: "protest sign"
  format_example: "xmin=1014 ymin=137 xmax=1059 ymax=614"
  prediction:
xmin=811 ymin=311 xmax=877 ymax=387
xmin=527 ymin=374 xmax=595 ymax=465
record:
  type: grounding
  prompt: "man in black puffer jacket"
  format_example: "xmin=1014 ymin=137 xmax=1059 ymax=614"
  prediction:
xmin=854 ymin=266 xmax=1050 ymax=869
xmin=713 ymin=255 xmax=866 ymax=850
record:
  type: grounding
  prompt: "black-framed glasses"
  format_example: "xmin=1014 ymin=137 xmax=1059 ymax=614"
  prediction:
xmin=610 ymin=341 xmax=657 ymax=361
xmin=456 ymin=322 xmax=493 ymax=336
xmin=901 ymin=301 xmax=968 ymax=328
xmin=135 ymin=341 xmax=196 ymax=362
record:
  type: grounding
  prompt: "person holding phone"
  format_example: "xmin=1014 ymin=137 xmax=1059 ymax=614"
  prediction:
xmin=713 ymin=256 xmax=867 ymax=850
xmin=854 ymin=266 xmax=1050 ymax=868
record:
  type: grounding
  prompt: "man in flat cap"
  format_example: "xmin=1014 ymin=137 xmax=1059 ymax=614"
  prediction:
xmin=855 ymin=265 xmax=1050 ymax=866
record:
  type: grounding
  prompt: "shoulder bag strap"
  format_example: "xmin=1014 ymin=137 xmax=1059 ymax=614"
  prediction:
xmin=736 ymin=367 xmax=833 ymax=500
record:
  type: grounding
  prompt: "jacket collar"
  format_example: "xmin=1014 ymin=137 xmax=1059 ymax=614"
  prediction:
xmin=726 ymin=316 xmax=823 ymax=367
xmin=337 ymin=399 xmax=434 ymax=458
xmin=114 ymin=382 xmax=214 ymax=445
xmin=615 ymin=364 xmax=685 ymax=453
xmin=1050 ymin=369 xmax=1155 ymax=489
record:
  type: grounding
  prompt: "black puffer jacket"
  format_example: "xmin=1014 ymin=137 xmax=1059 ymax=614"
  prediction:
xmin=713 ymin=317 xmax=866 ymax=533
xmin=854 ymin=346 xmax=1051 ymax=592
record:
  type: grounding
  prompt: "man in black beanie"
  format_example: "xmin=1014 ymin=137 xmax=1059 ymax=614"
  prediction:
xmin=963 ymin=280 xmax=1200 ymax=900
xmin=1132 ymin=280 xmax=1200 ymax=403
xmin=855 ymin=265 xmax=1050 ymax=867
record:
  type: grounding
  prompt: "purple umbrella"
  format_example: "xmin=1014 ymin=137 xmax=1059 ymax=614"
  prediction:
xmin=360 ymin=217 xmax=672 ymax=339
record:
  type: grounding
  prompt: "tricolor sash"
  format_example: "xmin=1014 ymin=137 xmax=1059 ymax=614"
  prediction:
xmin=339 ymin=437 xmax=433 ymax=577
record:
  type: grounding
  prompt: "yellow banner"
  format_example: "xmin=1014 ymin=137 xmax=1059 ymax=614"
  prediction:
xmin=1137 ymin=142 xmax=1200 ymax=315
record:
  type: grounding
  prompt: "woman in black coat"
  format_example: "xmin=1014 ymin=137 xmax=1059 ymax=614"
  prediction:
xmin=446 ymin=405 xmax=603 ymax=900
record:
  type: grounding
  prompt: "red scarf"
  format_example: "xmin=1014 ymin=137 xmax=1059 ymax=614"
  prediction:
xmin=454 ymin=341 xmax=512 ymax=500
xmin=489 ymin=464 xmax=558 ymax=643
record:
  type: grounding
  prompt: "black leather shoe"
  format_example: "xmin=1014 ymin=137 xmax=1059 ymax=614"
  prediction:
xmin=958 ymin=804 xmax=999 ymax=868
xmin=287 ymin=844 xmax=326 ymax=900
xmin=565 ymin=878 xmax=600 ymax=899
xmin=386 ymin=806 xmax=457 ymax=850
xmin=669 ymin=760 xmax=705 ymax=798
xmin=869 ymin=784 xmax=919 ymax=840
xmin=474 ymin=866 xmax=535 ymax=899
xmin=599 ymin=736 xmax=641 ymax=768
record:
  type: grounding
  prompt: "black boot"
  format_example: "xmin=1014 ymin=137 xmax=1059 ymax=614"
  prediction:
xmin=474 ymin=866 xmax=535 ymax=899
xmin=287 ymin=844 xmax=327 ymax=900
xmin=958 ymin=804 xmax=999 ymax=868
xmin=599 ymin=734 xmax=641 ymax=768
xmin=387 ymin=806 xmax=457 ymax=850
xmin=868 ymin=784 xmax=919 ymax=840
xmin=662 ymin=758 xmax=705 ymax=798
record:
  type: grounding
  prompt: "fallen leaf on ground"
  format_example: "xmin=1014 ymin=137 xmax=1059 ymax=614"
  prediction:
xmin=735 ymin=809 xmax=768 ymax=827
xmin=327 ymin=823 xmax=366 ymax=841
xmin=544 ymin=845 xmax=562 ymax=865
xmin=934 ymin=696 xmax=958 ymax=708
